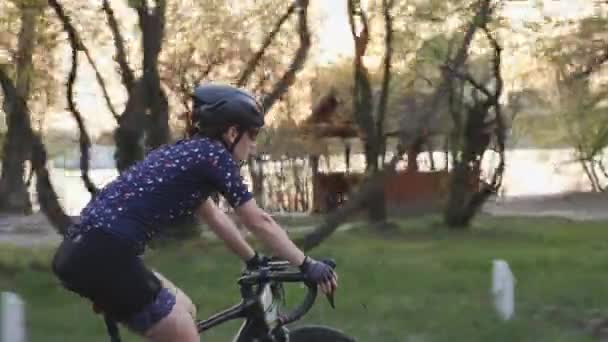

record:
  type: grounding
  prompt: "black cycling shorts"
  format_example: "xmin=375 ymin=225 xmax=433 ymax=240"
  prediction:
xmin=51 ymin=228 xmax=175 ymax=333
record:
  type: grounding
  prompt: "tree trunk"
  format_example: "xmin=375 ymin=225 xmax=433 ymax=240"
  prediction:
xmin=291 ymin=158 xmax=305 ymax=212
xmin=443 ymin=162 xmax=471 ymax=227
xmin=139 ymin=1 xmax=169 ymax=150
xmin=428 ymin=149 xmax=436 ymax=171
xmin=348 ymin=0 xmax=390 ymax=228
xmin=406 ymin=148 xmax=419 ymax=173
xmin=367 ymin=183 xmax=387 ymax=227
xmin=0 ymin=66 xmax=71 ymax=232
xmin=279 ymin=158 xmax=287 ymax=211
xmin=248 ymin=156 xmax=265 ymax=207
xmin=114 ymin=80 xmax=147 ymax=172
xmin=303 ymin=168 xmax=310 ymax=212
xmin=0 ymin=8 xmax=39 ymax=214
xmin=112 ymin=1 xmax=168 ymax=172
xmin=0 ymin=90 xmax=32 ymax=213
xmin=310 ymin=155 xmax=319 ymax=212
xmin=580 ymin=158 xmax=601 ymax=192
xmin=101 ymin=0 xmax=144 ymax=172
xmin=297 ymin=165 xmax=397 ymax=251
xmin=441 ymin=1 xmax=502 ymax=229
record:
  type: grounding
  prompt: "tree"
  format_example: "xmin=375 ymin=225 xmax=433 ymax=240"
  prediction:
xmin=297 ymin=0 xmax=498 ymax=250
xmin=346 ymin=0 xmax=396 ymax=228
xmin=442 ymin=0 xmax=506 ymax=228
xmin=96 ymin=0 xmax=169 ymax=172
xmin=48 ymin=0 xmax=102 ymax=197
xmin=0 ymin=65 xmax=72 ymax=232
xmin=0 ymin=0 xmax=43 ymax=214
xmin=238 ymin=0 xmax=312 ymax=205
xmin=537 ymin=15 xmax=608 ymax=191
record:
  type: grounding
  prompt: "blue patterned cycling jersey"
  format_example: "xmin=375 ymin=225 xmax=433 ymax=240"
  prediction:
xmin=71 ymin=136 xmax=252 ymax=252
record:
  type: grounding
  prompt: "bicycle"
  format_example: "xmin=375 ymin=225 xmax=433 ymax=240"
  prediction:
xmin=195 ymin=259 xmax=355 ymax=341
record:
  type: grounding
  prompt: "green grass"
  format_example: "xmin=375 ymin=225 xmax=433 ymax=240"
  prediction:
xmin=2 ymin=215 xmax=608 ymax=341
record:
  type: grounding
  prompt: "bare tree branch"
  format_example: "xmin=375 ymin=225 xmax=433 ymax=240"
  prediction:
xmin=178 ymin=57 xmax=220 ymax=109
xmin=102 ymin=0 xmax=135 ymax=92
xmin=48 ymin=0 xmax=99 ymax=196
xmin=347 ymin=0 xmax=370 ymax=59
xmin=401 ymin=0 xmax=493 ymax=147
xmin=598 ymin=160 xmax=608 ymax=182
xmin=570 ymin=45 xmax=608 ymax=81
xmin=261 ymin=0 xmax=311 ymax=113
xmin=444 ymin=15 xmax=505 ymax=227
xmin=297 ymin=157 xmax=400 ymax=251
xmin=298 ymin=0 xmax=403 ymax=245
xmin=46 ymin=0 xmax=119 ymax=120
xmin=237 ymin=1 xmax=298 ymax=87
xmin=444 ymin=64 xmax=493 ymax=98
xmin=476 ymin=24 xmax=505 ymax=197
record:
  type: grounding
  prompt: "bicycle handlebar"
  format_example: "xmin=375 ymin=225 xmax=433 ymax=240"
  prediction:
xmin=237 ymin=259 xmax=336 ymax=326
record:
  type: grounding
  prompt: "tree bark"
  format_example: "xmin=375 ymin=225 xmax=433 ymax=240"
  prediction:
xmin=0 ymin=8 xmax=38 ymax=214
xmin=237 ymin=2 xmax=299 ymax=87
xmin=347 ymin=0 xmax=393 ymax=229
xmin=297 ymin=164 xmax=397 ymax=251
xmin=248 ymin=156 xmax=265 ymax=207
xmin=0 ymin=67 xmax=71 ymax=232
xmin=291 ymin=157 xmax=305 ymax=212
xmin=137 ymin=1 xmax=169 ymax=150
xmin=105 ymin=0 xmax=168 ymax=171
xmin=114 ymin=80 xmax=147 ymax=172
xmin=310 ymin=155 xmax=319 ymax=212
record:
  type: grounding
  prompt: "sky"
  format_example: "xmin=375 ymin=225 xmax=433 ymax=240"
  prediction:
xmin=314 ymin=0 xmax=353 ymax=64
xmin=42 ymin=0 xmax=599 ymax=137
xmin=315 ymin=0 xmax=598 ymax=61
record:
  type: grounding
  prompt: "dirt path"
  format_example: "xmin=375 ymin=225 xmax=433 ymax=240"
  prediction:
xmin=1 ymin=191 xmax=607 ymax=247
xmin=0 ymin=213 xmax=62 ymax=247
xmin=483 ymin=192 xmax=608 ymax=221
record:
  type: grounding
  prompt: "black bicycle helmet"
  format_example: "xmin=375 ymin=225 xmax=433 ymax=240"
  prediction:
xmin=189 ymin=83 xmax=264 ymax=153
xmin=191 ymin=83 xmax=264 ymax=130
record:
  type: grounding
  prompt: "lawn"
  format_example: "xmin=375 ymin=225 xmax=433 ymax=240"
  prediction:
xmin=2 ymin=215 xmax=608 ymax=341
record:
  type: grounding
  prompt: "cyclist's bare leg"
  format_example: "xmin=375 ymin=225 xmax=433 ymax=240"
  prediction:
xmin=143 ymin=299 xmax=199 ymax=342
xmin=142 ymin=272 xmax=198 ymax=342
xmin=153 ymin=271 xmax=197 ymax=318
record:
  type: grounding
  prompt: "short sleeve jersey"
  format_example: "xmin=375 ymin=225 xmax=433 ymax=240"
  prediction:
xmin=73 ymin=137 xmax=252 ymax=251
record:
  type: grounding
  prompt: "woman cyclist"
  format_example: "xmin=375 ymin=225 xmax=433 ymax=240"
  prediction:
xmin=52 ymin=83 xmax=338 ymax=341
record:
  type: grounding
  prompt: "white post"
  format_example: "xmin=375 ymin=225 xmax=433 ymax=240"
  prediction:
xmin=492 ymin=259 xmax=515 ymax=320
xmin=1 ymin=292 xmax=26 ymax=342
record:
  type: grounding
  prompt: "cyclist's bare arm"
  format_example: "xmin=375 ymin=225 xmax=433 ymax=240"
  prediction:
xmin=196 ymin=198 xmax=256 ymax=261
xmin=235 ymin=199 xmax=306 ymax=267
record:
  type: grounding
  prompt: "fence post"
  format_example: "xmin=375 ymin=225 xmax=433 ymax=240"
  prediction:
xmin=1 ymin=292 xmax=26 ymax=342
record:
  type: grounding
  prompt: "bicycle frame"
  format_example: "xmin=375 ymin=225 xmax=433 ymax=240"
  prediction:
xmin=195 ymin=259 xmax=338 ymax=341
xmin=197 ymin=279 xmax=288 ymax=341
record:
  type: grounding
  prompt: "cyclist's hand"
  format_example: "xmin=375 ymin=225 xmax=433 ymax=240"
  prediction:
xmin=299 ymin=256 xmax=338 ymax=295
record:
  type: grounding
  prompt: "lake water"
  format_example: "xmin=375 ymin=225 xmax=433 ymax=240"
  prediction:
xmin=25 ymin=147 xmax=607 ymax=216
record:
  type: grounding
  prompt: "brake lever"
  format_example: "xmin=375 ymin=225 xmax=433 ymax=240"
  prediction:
xmin=321 ymin=259 xmax=337 ymax=309
xmin=326 ymin=293 xmax=335 ymax=309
